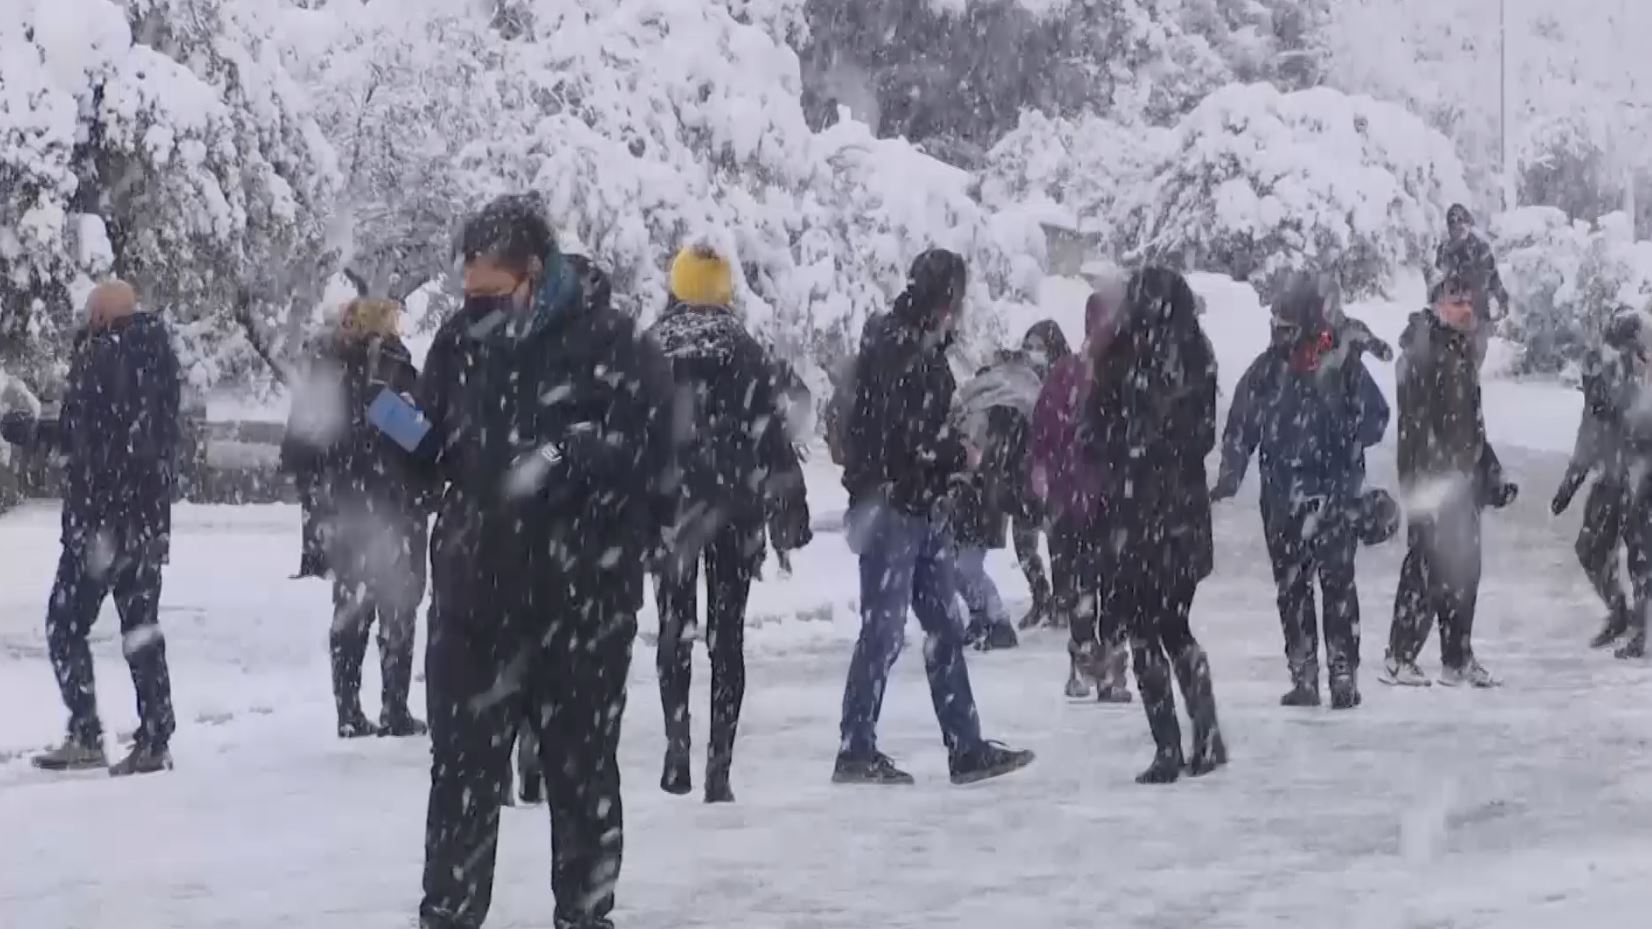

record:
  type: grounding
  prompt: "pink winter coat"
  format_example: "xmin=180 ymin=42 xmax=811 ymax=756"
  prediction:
xmin=1029 ymin=354 xmax=1101 ymax=524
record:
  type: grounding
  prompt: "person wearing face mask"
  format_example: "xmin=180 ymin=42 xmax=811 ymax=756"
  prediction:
xmin=949 ymin=320 xmax=1070 ymax=651
xmin=411 ymin=194 xmax=675 ymax=929
xmin=1212 ymin=272 xmax=1390 ymax=710
xmin=1383 ymin=274 xmax=1518 ymax=690
xmin=834 ymin=248 xmax=1035 ymax=787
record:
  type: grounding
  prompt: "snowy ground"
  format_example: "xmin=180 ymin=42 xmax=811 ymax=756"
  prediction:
xmin=5 ymin=280 xmax=1651 ymax=927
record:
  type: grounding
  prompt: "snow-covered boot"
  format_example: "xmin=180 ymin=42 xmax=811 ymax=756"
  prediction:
xmin=109 ymin=742 xmax=172 ymax=777
xmin=32 ymin=735 xmax=106 ymax=771
xmin=1329 ymin=665 xmax=1361 ymax=710
xmin=1379 ymin=653 xmax=1432 ymax=687
xmin=661 ymin=717 xmax=692 ymax=796
xmin=1134 ymin=648 xmax=1184 ymax=785
xmin=1065 ymin=641 xmax=1095 ymax=699
xmin=977 ymin=621 xmax=1020 ymax=651
xmin=337 ymin=706 xmax=379 ymax=739
xmin=1175 ymin=644 xmax=1227 ymax=777
xmin=1095 ymin=644 xmax=1134 ymax=703
xmin=1616 ymin=630 xmax=1647 ymax=660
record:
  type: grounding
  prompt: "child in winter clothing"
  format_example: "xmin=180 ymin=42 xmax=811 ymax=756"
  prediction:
xmin=1213 ymin=272 xmax=1390 ymax=710
xmin=1384 ymin=275 xmax=1519 ymax=688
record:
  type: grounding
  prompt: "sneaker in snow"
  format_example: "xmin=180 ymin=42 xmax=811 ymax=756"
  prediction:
xmin=1439 ymin=661 xmax=1500 ymax=688
xmin=1378 ymin=656 xmax=1432 ymax=687
xmin=832 ymin=752 xmax=915 ymax=786
xmin=32 ymin=737 xmax=106 ymax=771
xmin=109 ymin=743 xmax=172 ymax=777
xmin=949 ymin=741 xmax=1035 ymax=785
xmin=1591 ymin=615 xmax=1629 ymax=649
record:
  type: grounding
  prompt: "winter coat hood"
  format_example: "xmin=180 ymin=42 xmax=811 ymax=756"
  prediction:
xmin=1020 ymin=319 xmax=1071 ymax=364
xmin=956 ymin=352 xmax=1043 ymax=450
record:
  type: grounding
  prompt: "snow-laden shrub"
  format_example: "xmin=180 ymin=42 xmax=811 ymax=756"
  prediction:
xmin=1121 ymin=83 xmax=1469 ymax=304
xmin=1496 ymin=207 xmax=1652 ymax=375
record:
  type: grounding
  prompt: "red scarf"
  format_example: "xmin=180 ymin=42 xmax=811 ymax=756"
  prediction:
xmin=1290 ymin=329 xmax=1334 ymax=372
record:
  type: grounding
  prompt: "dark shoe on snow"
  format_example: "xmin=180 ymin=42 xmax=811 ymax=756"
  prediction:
xmin=704 ymin=778 xmax=735 ymax=804
xmin=661 ymin=755 xmax=693 ymax=795
xmin=1064 ymin=657 xmax=1094 ymax=699
xmin=337 ymin=710 xmax=379 ymax=739
xmin=832 ymin=752 xmax=916 ymax=786
xmin=1279 ymin=682 xmax=1322 ymax=708
xmin=1096 ymin=684 xmax=1134 ymax=704
xmin=1017 ymin=603 xmax=1047 ymax=630
xmin=1329 ymin=673 xmax=1362 ymax=710
xmin=109 ymin=743 xmax=172 ymax=777
xmin=1136 ymin=747 xmax=1184 ymax=785
xmin=379 ymin=708 xmax=428 ymax=738
xmin=32 ymin=736 xmax=106 ymax=771
xmin=1439 ymin=660 xmax=1500 ymax=688
xmin=975 ymin=622 xmax=1019 ymax=651
xmin=949 ymin=741 xmax=1035 ymax=785
xmin=519 ymin=773 xmax=544 ymax=805
xmin=1592 ymin=608 xmax=1630 ymax=649
xmin=1378 ymin=655 xmax=1431 ymax=687
xmin=1616 ymin=633 xmax=1647 ymax=660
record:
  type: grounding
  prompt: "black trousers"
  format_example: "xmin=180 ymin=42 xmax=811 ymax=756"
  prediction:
xmin=1011 ymin=515 xmax=1051 ymax=615
xmin=1389 ymin=498 xmax=1482 ymax=669
xmin=1104 ymin=538 xmax=1213 ymax=755
xmin=420 ymin=605 xmax=633 ymax=929
xmin=1576 ymin=479 xmax=1628 ymax=616
xmin=47 ymin=538 xmax=173 ymax=749
xmin=325 ymin=514 xmax=425 ymax=720
xmin=1261 ymin=496 xmax=1360 ymax=680
xmin=654 ymin=520 xmax=760 ymax=779
xmin=1053 ymin=514 xmax=1121 ymax=652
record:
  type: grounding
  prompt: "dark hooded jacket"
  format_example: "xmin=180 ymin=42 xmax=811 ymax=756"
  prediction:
xmin=646 ymin=301 xmax=810 ymax=558
xmin=1396 ymin=309 xmax=1505 ymax=497
xmin=1435 ymin=231 xmax=1508 ymax=317
xmin=1086 ymin=269 xmax=1217 ymax=580
xmin=52 ymin=313 xmax=182 ymax=555
xmin=413 ymin=258 xmax=676 ymax=622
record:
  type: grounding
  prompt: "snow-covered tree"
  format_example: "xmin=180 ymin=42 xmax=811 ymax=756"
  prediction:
xmin=1120 ymin=83 xmax=1469 ymax=302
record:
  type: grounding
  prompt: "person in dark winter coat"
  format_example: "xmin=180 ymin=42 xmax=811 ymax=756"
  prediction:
xmin=412 ymin=195 xmax=675 ymax=929
xmin=1435 ymin=204 xmax=1509 ymax=362
xmin=646 ymin=244 xmax=812 ymax=804
xmin=1006 ymin=320 xmax=1069 ymax=631
xmin=1213 ymin=272 xmax=1390 ymax=710
xmin=2 ymin=281 xmax=181 ymax=777
xmin=1383 ymin=274 xmax=1519 ymax=689
xmin=835 ymin=248 xmax=1034 ymax=787
xmin=1031 ymin=278 xmax=1133 ymax=702
xmin=1087 ymin=267 xmax=1227 ymax=784
xmin=1552 ymin=310 xmax=1645 ymax=651
xmin=280 ymin=298 xmax=429 ymax=739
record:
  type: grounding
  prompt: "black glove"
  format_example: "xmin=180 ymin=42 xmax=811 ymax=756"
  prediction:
xmin=1551 ymin=487 xmax=1575 ymax=516
xmin=1210 ymin=473 xmax=1241 ymax=502
xmin=1489 ymin=481 xmax=1519 ymax=509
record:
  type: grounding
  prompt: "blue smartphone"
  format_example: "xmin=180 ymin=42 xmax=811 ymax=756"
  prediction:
xmin=367 ymin=387 xmax=431 ymax=452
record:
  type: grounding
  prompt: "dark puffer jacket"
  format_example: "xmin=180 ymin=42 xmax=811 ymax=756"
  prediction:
xmin=1396 ymin=310 xmax=1505 ymax=497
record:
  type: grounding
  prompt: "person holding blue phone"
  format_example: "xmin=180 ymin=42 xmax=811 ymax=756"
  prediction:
xmin=413 ymin=194 xmax=675 ymax=929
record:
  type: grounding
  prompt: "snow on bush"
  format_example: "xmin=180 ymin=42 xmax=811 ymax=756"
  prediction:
xmin=1496 ymin=206 xmax=1652 ymax=376
xmin=1121 ymin=83 xmax=1468 ymax=304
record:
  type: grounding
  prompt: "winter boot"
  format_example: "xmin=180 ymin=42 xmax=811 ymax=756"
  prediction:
xmin=32 ymin=735 xmax=106 ymax=771
xmin=1095 ymin=644 xmax=1134 ymax=703
xmin=949 ymin=741 xmax=1036 ymax=785
xmin=337 ymin=706 xmax=379 ymax=738
xmin=1616 ymin=630 xmax=1647 ymax=660
xmin=704 ymin=764 xmax=735 ymax=804
xmin=379 ymin=628 xmax=425 ymax=736
xmin=977 ymin=621 xmax=1020 ymax=651
xmin=1174 ymin=644 xmax=1227 ymax=777
xmin=516 ymin=724 xmax=543 ymax=805
xmin=380 ymin=707 xmax=428 ymax=737
xmin=1019 ymin=581 xmax=1052 ymax=629
xmin=1591 ymin=603 xmax=1631 ymax=649
xmin=832 ymin=752 xmax=915 ymax=786
xmin=1279 ymin=662 xmax=1321 ymax=708
xmin=1064 ymin=644 xmax=1095 ymax=700
xmin=109 ymin=741 xmax=172 ymax=777
xmin=705 ymin=722 xmax=736 ymax=803
xmin=1329 ymin=665 xmax=1361 ymax=710
xmin=1133 ymin=648 xmax=1184 ymax=785
xmin=1378 ymin=653 xmax=1432 ymax=687
xmin=661 ymin=716 xmax=693 ymax=796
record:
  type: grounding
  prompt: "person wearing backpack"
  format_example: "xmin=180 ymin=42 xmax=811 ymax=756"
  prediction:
xmin=647 ymin=244 xmax=812 ymax=804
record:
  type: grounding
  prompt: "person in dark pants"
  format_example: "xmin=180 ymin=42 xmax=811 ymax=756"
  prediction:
xmin=835 ymin=248 xmax=1034 ymax=787
xmin=1030 ymin=279 xmax=1132 ymax=701
xmin=1552 ymin=309 xmax=1645 ymax=651
xmin=646 ymin=244 xmax=811 ymax=804
xmin=1212 ymin=272 xmax=1390 ymax=710
xmin=2 ymin=281 xmax=182 ymax=777
xmin=1434 ymin=203 xmax=1510 ymax=364
xmin=412 ymin=196 xmax=675 ymax=929
xmin=280 ymin=297 xmax=429 ymax=738
xmin=1383 ymin=275 xmax=1519 ymax=689
xmin=1087 ymin=267 xmax=1226 ymax=784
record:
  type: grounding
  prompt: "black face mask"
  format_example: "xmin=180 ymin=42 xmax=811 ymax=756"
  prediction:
xmin=463 ymin=293 xmax=521 ymax=339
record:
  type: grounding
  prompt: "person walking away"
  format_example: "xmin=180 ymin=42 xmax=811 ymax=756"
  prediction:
xmin=1087 ymin=267 xmax=1227 ymax=784
xmin=2 ymin=281 xmax=181 ymax=776
xmin=647 ymin=244 xmax=812 ymax=804
xmin=411 ymin=195 xmax=675 ymax=929
xmin=1007 ymin=321 xmax=1070 ymax=630
xmin=1211 ymin=272 xmax=1390 ymax=710
xmin=1383 ymin=275 xmax=1519 ymax=688
xmin=1434 ymin=204 xmax=1510 ymax=365
xmin=1030 ymin=278 xmax=1133 ymax=702
xmin=835 ymin=248 xmax=1035 ymax=786
xmin=1551 ymin=309 xmax=1646 ymax=650
xmin=280 ymin=298 xmax=430 ymax=738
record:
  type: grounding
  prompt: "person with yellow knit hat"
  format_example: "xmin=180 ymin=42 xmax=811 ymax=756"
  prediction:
xmin=646 ymin=243 xmax=811 ymax=803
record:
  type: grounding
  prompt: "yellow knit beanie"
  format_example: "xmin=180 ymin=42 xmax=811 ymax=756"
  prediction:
xmin=669 ymin=245 xmax=734 ymax=307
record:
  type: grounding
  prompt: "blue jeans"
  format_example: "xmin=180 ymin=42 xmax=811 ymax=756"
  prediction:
xmin=955 ymin=546 xmax=1009 ymax=631
xmin=840 ymin=504 xmax=983 ymax=758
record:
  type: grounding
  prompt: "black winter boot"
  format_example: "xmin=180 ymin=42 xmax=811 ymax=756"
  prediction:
xmin=1133 ymin=646 xmax=1184 ymax=785
xmin=1175 ymin=644 xmax=1227 ymax=777
xmin=1329 ymin=664 xmax=1361 ymax=710
xmin=1593 ymin=602 xmax=1631 ymax=649
xmin=378 ymin=619 xmax=425 ymax=736
xmin=1279 ymin=659 xmax=1320 ymax=707
xmin=661 ymin=713 xmax=692 ymax=796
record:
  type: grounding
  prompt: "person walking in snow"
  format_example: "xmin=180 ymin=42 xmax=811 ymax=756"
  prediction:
xmin=1030 ymin=279 xmax=1133 ymax=702
xmin=2 ymin=280 xmax=181 ymax=776
xmin=1434 ymin=203 xmax=1510 ymax=363
xmin=1212 ymin=272 xmax=1390 ymax=710
xmin=279 ymin=297 xmax=429 ymax=739
xmin=835 ymin=247 xmax=1035 ymax=787
xmin=1006 ymin=321 xmax=1068 ymax=631
xmin=1383 ymin=274 xmax=1519 ymax=689
xmin=1087 ymin=267 xmax=1227 ymax=783
xmin=949 ymin=320 xmax=1068 ymax=651
xmin=1552 ymin=309 xmax=1646 ymax=652
xmin=646 ymin=244 xmax=812 ymax=804
xmin=411 ymin=195 xmax=675 ymax=929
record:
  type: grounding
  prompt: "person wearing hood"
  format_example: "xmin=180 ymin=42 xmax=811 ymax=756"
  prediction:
xmin=1086 ymin=267 xmax=1227 ymax=784
xmin=280 ymin=298 xmax=430 ymax=739
xmin=1552 ymin=309 xmax=1645 ymax=652
xmin=2 ymin=281 xmax=181 ymax=776
xmin=1435 ymin=204 xmax=1509 ymax=363
xmin=411 ymin=195 xmax=676 ymax=929
xmin=1383 ymin=274 xmax=1519 ymax=689
xmin=1212 ymin=272 xmax=1391 ymax=710
xmin=645 ymin=244 xmax=811 ymax=804
xmin=949 ymin=320 xmax=1070 ymax=651
xmin=1030 ymin=277 xmax=1133 ymax=702
xmin=835 ymin=247 xmax=1035 ymax=787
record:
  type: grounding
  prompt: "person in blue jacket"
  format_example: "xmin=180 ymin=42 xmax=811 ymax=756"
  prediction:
xmin=1212 ymin=272 xmax=1391 ymax=710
